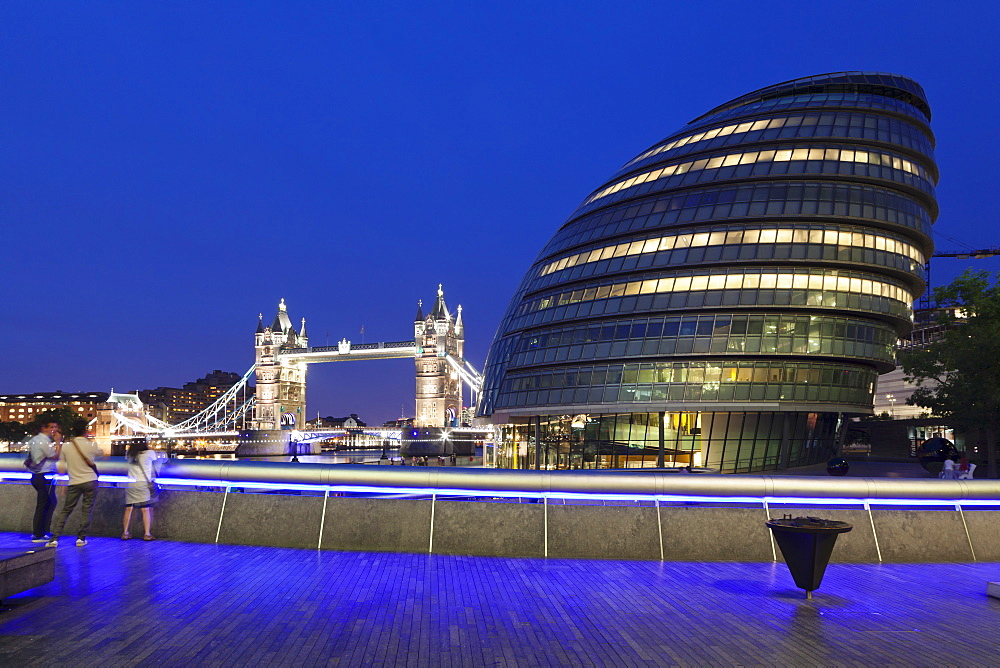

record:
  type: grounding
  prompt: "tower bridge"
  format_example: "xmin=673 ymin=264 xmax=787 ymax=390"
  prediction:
xmin=253 ymin=284 xmax=477 ymax=433
xmin=100 ymin=285 xmax=487 ymax=456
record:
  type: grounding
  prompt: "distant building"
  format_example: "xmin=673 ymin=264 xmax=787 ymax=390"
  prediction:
xmin=382 ymin=417 xmax=415 ymax=428
xmin=305 ymin=414 xmax=375 ymax=449
xmin=460 ymin=406 xmax=476 ymax=426
xmin=0 ymin=391 xmax=109 ymax=424
xmin=138 ymin=370 xmax=253 ymax=424
xmin=873 ymin=307 xmax=961 ymax=418
xmin=307 ymin=414 xmax=367 ymax=429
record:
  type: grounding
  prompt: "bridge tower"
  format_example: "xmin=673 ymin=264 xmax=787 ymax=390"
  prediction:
xmin=413 ymin=285 xmax=464 ymax=428
xmin=253 ymin=299 xmax=308 ymax=430
xmin=94 ymin=391 xmax=148 ymax=455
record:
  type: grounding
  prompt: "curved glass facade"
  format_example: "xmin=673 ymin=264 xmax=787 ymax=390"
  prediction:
xmin=480 ymin=72 xmax=937 ymax=473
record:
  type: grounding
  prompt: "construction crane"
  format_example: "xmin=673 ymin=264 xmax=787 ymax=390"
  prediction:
xmin=932 ymin=247 xmax=1000 ymax=260
xmin=918 ymin=246 xmax=1000 ymax=309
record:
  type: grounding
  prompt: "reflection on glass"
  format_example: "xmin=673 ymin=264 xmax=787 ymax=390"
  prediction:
xmin=586 ymin=144 xmax=933 ymax=205
xmin=539 ymin=224 xmax=925 ymax=277
xmin=523 ymin=270 xmax=912 ymax=316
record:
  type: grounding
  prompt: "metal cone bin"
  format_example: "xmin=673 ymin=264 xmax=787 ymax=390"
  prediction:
xmin=766 ymin=516 xmax=852 ymax=599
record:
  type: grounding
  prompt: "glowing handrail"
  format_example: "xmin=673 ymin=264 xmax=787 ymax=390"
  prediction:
xmin=2 ymin=454 xmax=996 ymax=503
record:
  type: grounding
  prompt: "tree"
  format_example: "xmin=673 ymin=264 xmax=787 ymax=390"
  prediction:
xmin=900 ymin=270 xmax=1000 ymax=478
xmin=0 ymin=420 xmax=28 ymax=445
xmin=24 ymin=407 xmax=89 ymax=441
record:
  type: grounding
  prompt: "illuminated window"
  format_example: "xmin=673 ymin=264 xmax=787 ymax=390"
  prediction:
xmin=522 ymin=270 xmax=912 ymax=316
xmin=539 ymin=224 xmax=925 ymax=277
xmin=621 ymin=113 xmax=931 ymax=169
xmin=586 ymin=145 xmax=932 ymax=205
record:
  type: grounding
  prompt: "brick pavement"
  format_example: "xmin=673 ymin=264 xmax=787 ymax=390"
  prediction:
xmin=1 ymin=531 xmax=998 ymax=666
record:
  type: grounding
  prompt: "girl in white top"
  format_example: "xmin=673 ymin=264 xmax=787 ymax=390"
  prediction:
xmin=123 ymin=440 xmax=158 ymax=540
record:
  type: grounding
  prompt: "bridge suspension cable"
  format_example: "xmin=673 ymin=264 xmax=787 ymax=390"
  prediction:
xmin=163 ymin=365 xmax=257 ymax=435
xmin=443 ymin=354 xmax=483 ymax=393
xmin=112 ymin=412 xmax=165 ymax=436
xmin=110 ymin=368 xmax=256 ymax=440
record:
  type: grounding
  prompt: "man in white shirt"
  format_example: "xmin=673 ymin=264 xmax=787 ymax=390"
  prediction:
xmin=47 ymin=424 xmax=102 ymax=547
xmin=26 ymin=421 xmax=62 ymax=542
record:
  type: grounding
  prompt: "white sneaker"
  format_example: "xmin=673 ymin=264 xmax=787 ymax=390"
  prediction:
xmin=75 ymin=538 xmax=87 ymax=547
xmin=45 ymin=539 xmax=58 ymax=547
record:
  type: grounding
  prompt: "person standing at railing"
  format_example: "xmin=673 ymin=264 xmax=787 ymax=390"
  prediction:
xmin=26 ymin=421 xmax=62 ymax=542
xmin=122 ymin=440 xmax=158 ymax=541
xmin=47 ymin=423 xmax=101 ymax=547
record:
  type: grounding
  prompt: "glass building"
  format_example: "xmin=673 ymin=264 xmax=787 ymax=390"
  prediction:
xmin=479 ymin=72 xmax=937 ymax=472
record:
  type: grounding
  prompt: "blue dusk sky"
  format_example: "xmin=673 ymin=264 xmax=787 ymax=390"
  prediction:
xmin=2 ymin=2 xmax=998 ymax=425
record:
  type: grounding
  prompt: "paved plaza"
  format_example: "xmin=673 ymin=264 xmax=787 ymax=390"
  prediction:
xmin=1 ymin=530 xmax=998 ymax=666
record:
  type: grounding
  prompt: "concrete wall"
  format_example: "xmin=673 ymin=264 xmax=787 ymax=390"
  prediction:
xmin=659 ymin=507 xmax=774 ymax=561
xmin=0 ymin=481 xmax=995 ymax=563
xmin=773 ymin=507 xmax=879 ymax=563
xmin=0 ymin=547 xmax=55 ymax=599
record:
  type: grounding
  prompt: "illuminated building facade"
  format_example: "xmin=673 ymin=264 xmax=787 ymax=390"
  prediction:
xmin=253 ymin=300 xmax=307 ymax=430
xmin=139 ymin=369 xmax=251 ymax=423
xmin=414 ymin=287 xmax=465 ymax=428
xmin=0 ymin=392 xmax=109 ymax=424
xmin=480 ymin=72 xmax=937 ymax=472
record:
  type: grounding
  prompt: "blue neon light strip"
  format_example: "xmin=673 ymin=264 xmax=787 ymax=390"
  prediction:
xmin=150 ymin=477 xmax=1000 ymax=506
xmin=3 ymin=473 xmax=999 ymax=507
xmin=0 ymin=473 xmax=148 ymax=485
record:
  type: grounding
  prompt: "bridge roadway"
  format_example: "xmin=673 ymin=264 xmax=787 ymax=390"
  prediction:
xmin=1 ymin=531 xmax=999 ymax=665
xmin=278 ymin=340 xmax=416 ymax=363
xmin=293 ymin=425 xmax=492 ymax=444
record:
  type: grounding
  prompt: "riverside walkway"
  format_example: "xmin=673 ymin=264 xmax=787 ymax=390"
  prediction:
xmin=0 ymin=531 xmax=998 ymax=666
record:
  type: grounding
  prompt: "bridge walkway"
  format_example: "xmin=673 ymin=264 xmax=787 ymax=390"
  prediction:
xmin=1 ymin=531 xmax=999 ymax=665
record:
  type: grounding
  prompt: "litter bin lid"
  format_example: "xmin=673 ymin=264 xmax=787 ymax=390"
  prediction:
xmin=766 ymin=516 xmax=853 ymax=534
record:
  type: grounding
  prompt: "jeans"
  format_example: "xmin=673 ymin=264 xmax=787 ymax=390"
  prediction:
xmin=30 ymin=473 xmax=57 ymax=538
xmin=50 ymin=480 xmax=99 ymax=539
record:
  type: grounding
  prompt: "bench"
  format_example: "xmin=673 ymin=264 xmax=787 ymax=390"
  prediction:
xmin=0 ymin=547 xmax=56 ymax=603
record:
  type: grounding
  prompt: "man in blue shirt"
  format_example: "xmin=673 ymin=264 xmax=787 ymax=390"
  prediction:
xmin=26 ymin=421 xmax=62 ymax=542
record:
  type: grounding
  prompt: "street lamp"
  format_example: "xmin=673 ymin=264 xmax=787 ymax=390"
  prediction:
xmin=886 ymin=394 xmax=896 ymax=418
